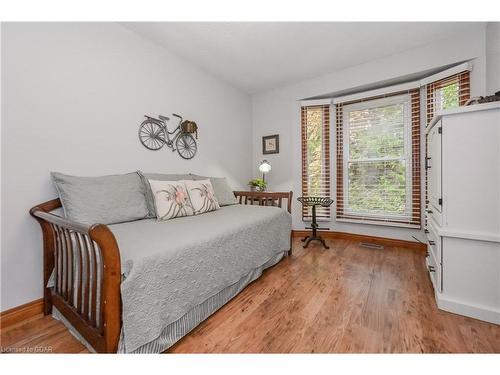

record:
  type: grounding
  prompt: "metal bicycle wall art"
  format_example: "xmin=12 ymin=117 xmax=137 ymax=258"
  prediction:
xmin=139 ymin=113 xmax=198 ymax=159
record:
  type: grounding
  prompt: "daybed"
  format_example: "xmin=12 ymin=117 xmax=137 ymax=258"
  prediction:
xmin=30 ymin=174 xmax=292 ymax=353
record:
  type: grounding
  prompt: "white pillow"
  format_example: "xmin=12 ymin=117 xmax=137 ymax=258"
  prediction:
xmin=148 ymin=180 xmax=194 ymax=221
xmin=184 ymin=179 xmax=220 ymax=215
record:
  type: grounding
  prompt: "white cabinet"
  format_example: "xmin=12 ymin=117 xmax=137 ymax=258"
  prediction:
xmin=425 ymin=102 xmax=500 ymax=325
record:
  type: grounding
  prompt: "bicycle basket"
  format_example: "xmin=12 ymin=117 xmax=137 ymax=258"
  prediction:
xmin=180 ymin=120 xmax=198 ymax=138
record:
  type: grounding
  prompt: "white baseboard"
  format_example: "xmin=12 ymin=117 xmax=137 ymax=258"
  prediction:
xmin=435 ymin=293 xmax=500 ymax=325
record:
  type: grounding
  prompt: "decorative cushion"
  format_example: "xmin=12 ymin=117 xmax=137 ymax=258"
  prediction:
xmin=190 ymin=175 xmax=238 ymax=206
xmin=148 ymin=180 xmax=194 ymax=220
xmin=184 ymin=179 xmax=220 ymax=215
xmin=138 ymin=171 xmax=195 ymax=217
xmin=51 ymin=171 xmax=150 ymax=225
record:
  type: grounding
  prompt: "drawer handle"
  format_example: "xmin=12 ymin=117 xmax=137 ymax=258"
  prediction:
xmin=428 ymin=240 xmax=436 ymax=246
xmin=424 ymin=229 xmax=429 ymax=234
xmin=425 ymin=157 xmax=431 ymax=170
xmin=426 ymin=209 xmax=433 ymax=214
xmin=428 ymin=265 xmax=435 ymax=273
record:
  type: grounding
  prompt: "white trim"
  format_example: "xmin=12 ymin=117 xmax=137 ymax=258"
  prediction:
xmin=331 ymin=62 xmax=473 ymax=105
xmin=336 ymin=218 xmax=421 ymax=229
xmin=435 ymin=293 xmax=500 ymax=325
xmin=300 ymin=99 xmax=331 ymax=107
xmin=332 ymin=81 xmax=419 ymax=104
xmin=435 ymin=228 xmax=500 ymax=243
xmin=419 ymin=61 xmax=472 ymax=86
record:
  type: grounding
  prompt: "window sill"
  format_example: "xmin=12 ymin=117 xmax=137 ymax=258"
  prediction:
xmin=302 ymin=217 xmax=331 ymax=223
xmin=336 ymin=217 xmax=421 ymax=229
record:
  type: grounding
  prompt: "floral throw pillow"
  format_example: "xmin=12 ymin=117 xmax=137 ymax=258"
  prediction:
xmin=184 ymin=179 xmax=220 ymax=215
xmin=148 ymin=180 xmax=194 ymax=221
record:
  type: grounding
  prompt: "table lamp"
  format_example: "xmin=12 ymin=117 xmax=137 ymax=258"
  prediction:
xmin=259 ymin=160 xmax=271 ymax=183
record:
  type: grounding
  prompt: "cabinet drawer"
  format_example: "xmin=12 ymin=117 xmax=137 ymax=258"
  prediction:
xmin=426 ymin=221 xmax=442 ymax=264
xmin=426 ymin=250 xmax=442 ymax=293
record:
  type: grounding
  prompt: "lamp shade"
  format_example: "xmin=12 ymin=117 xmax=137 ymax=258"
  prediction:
xmin=259 ymin=160 xmax=272 ymax=174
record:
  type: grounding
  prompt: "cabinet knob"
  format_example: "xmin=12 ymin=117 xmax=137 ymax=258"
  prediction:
xmin=428 ymin=265 xmax=436 ymax=273
xmin=428 ymin=240 xmax=436 ymax=246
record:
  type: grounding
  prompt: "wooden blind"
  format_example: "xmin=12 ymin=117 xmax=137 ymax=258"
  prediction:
xmin=426 ymin=70 xmax=470 ymax=124
xmin=424 ymin=70 xmax=470 ymax=213
xmin=336 ymin=89 xmax=421 ymax=227
xmin=301 ymin=104 xmax=331 ymax=220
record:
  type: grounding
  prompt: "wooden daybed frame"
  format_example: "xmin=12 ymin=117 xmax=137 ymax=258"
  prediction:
xmin=30 ymin=190 xmax=293 ymax=353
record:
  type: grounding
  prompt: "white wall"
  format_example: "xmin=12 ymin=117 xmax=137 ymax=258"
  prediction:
xmin=251 ymin=26 xmax=488 ymax=241
xmin=1 ymin=23 xmax=252 ymax=311
xmin=486 ymin=22 xmax=500 ymax=95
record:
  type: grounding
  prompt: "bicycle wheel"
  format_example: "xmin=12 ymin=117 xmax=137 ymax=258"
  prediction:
xmin=176 ymin=133 xmax=197 ymax=159
xmin=138 ymin=119 xmax=166 ymax=151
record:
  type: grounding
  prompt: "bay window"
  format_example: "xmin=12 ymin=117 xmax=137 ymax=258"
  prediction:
xmin=300 ymin=64 xmax=471 ymax=229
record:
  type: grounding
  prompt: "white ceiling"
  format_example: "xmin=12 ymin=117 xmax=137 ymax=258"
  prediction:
xmin=121 ymin=22 xmax=485 ymax=94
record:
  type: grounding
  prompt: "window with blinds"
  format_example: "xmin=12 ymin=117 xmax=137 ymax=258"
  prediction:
xmin=336 ymin=89 xmax=421 ymax=227
xmin=424 ymin=70 xmax=470 ymax=217
xmin=301 ymin=105 xmax=331 ymax=220
xmin=426 ymin=70 xmax=470 ymax=124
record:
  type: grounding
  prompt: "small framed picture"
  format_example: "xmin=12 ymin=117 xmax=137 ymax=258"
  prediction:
xmin=262 ymin=134 xmax=279 ymax=154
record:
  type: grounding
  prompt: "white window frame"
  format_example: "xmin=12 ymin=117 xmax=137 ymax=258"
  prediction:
xmin=342 ymin=94 xmax=413 ymax=221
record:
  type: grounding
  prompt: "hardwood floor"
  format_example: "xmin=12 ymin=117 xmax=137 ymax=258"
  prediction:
xmin=2 ymin=237 xmax=499 ymax=353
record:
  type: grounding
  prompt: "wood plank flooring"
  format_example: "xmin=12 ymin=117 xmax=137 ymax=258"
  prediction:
xmin=2 ymin=237 xmax=499 ymax=353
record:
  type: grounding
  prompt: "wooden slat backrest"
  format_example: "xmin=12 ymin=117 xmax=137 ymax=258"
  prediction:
xmin=233 ymin=191 xmax=293 ymax=214
xmin=30 ymin=199 xmax=121 ymax=352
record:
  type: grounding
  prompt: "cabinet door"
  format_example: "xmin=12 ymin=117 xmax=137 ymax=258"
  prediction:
xmin=427 ymin=122 xmax=442 ymax=213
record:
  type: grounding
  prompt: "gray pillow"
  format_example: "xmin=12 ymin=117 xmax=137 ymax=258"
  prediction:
xmin=138 ymin=171 xmax=195 ymax=217
xmin=51 ymin=171 xmax=150 ymax=225
xmin=190 ymin=174 xmax=238 ymax=206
